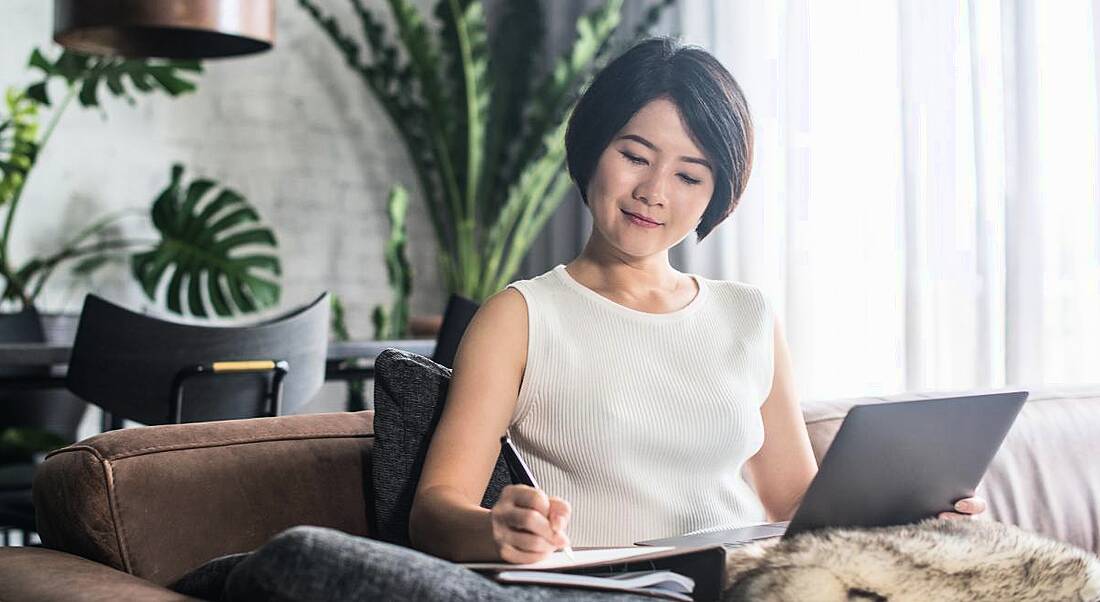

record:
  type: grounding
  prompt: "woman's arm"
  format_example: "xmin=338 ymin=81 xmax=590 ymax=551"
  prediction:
xmin=745 ymin=319 xmax=988 ymax=522
xmin=409 ymin=289 xmax=569 ymax=562
xmin=744 ymin=318 xmax=818 ymax=522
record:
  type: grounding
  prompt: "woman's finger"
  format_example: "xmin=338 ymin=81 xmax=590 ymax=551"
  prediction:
xmin=547 ymin=496 xmax=572 ymax=532
xmin=938 ymin=512 xmax=972 ymax=520
xmin=503 ymin=507 xmax=555 ymax=539
xmin=503 ymin=529 xmax=557 ymax=554
xmin=953 ymin=497 xmax=987 ymax=515
xmin=505 ymin=485 xmax=550 ymax=514
xmin=499 ymin=543 xmax=550 ymax=565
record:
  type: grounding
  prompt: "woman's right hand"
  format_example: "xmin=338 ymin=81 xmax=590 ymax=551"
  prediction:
xmin=490 ymin=484 xmax=572 ymax=563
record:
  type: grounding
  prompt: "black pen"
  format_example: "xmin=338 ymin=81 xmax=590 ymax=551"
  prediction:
xmin=500 ymin=435 xmax=576 ymax=560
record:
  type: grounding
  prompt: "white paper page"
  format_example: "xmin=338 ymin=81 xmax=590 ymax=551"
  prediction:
xmin=462 ymin=546 xmax=675 ymax=571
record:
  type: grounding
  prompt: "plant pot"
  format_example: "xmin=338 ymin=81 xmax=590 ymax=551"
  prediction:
xmin=408 ymin=315 xmax=444 ymax=338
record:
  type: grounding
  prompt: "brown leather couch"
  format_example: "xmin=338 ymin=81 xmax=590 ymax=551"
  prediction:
xmin=1 ymin=387 xmax=1097 ymax=601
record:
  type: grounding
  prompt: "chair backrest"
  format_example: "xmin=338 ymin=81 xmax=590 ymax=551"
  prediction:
xmin=431 ymin=295 xmax=479 ymax=369
xmin=66 ymin=293 xmax=330 ymax=425
xmin=0 ymin=307 xmax=86 ymax=442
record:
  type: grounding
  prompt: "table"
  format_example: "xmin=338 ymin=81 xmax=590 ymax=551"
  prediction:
xmin=0 ymin=340 xmax=436 ymax=429
xmin=0 ymin=339 xmax=435 ymax=383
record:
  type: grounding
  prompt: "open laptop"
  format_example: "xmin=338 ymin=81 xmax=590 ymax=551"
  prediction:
xmin=637 ymin=391 xmax=1029 ymax=547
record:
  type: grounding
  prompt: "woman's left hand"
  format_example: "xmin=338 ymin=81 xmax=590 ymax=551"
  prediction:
xmin=938 ymin=496 xmax=987 ymax=520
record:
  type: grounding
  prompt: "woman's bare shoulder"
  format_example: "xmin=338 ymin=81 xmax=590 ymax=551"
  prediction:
xmin=456 ymin=287 xmax=528 ymax=366
xmin=476 ymin=287 xmax=529 ymax=330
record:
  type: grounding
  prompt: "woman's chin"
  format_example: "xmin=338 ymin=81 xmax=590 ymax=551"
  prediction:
xmin=608 ymin=239 xmax=666 ymax=260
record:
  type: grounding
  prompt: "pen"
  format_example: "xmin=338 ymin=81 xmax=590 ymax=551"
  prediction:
xmin=500 ymin=435 xmax=576 ymax=561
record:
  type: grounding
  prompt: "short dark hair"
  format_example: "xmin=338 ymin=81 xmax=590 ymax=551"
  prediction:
xmin=565 ymin=37 xmax=753 ymax=241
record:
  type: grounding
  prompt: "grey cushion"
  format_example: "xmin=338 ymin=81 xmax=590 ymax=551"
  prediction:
xmin=371 ymin=349 xmax=511 ymax=547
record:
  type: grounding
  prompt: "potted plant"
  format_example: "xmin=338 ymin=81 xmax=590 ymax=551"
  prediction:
xmin=0 ymin=48 xmax=281 ymax=319
xmin=0 ymin=48 xmax=283 ymax=460
xmin=298 ymin=0 xmax=674 ymax=308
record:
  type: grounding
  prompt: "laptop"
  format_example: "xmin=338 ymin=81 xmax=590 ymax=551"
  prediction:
xmin=636 ymin=391 xmax=1029 ymax=547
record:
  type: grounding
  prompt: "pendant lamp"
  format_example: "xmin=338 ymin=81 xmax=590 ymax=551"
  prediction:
xmin=53 ymin=0 xmax=275 ymax=59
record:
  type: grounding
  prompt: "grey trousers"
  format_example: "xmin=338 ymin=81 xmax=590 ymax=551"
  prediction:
xmin=174 ymin=526 xmax=655 ymax=602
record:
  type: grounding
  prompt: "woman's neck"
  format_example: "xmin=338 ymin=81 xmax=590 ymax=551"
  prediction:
xmin=568 ymin=239 xmax=685 ymax=297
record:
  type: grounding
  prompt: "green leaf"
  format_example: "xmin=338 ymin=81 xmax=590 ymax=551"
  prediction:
xmin=146 ymin=66 xmax=198 ymax=96
xmin=25 ymin=82 xmax=49 ymax=105
xmin=504 ymin=0 xmax=622 ymax=203
xmin=71 ymin=254 xmax=120 ymax=276
xmin=23 ymin=49 xmax=203 ymax=110
xmin=299 ymin=0 xmax=454 ymax=270
xmin=105 ymin=71 xmax=125 ymax=97
xmin=451 ymin=0 xmax=490 ymax=221
xmin=28 ymin=49 xmax=51 ymax=72
xmin=380 ymin=184 xmax=411 ymax=338
xmin=481 ymin=120 xmax=567 ymax=297
xmin=131 ymin=164 xmax=281 ymax=317
xmin=481 ymin=0 xmax=543 ymax=219
xmin=386 ymin=0 xmax=465 ymax=245
xmin=78 ymin=72 xmax=102 ymax=107
xmin=0 ymin=89 xmax=40 ymax=212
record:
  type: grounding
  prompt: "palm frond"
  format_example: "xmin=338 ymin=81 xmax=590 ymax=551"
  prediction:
xmin=480 ymin=0 xmax=544 ymax=222
xmin=502 ymin=0 xmax=623 ymax=210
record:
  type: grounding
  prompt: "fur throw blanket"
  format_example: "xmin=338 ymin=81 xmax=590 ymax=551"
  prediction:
xmin=722 ymin=519 xmax=1100 ymax=601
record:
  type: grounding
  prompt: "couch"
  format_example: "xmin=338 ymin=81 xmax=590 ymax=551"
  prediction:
xmin=1 ymin=386 xmax=1097 ymax=601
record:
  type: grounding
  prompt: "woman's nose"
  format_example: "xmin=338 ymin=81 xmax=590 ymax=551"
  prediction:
xmin=633 ymin=172 xmax=668 ymax=206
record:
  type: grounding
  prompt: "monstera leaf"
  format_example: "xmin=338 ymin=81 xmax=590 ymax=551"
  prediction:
xmin=132 ymin=164 xmax=281 ymax=318
xmin=25 ymin=49 xmax=201 ymax=108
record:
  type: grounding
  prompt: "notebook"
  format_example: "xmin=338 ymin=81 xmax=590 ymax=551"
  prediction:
xmin=462 ymin=545 xmax=726 ymax=601
xmin=495 ymin=569 xmax=694 ymax=601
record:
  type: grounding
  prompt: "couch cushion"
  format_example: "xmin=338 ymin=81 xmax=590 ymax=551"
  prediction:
xmin=0 ymin=547 xmax=200 ymax=601
xmin=371 ymin=349 xmax=510 ymax=547
xmin=33 ymin=411 xmax=375 ymax=586
xmin=801 ymin=386 xmax=1100 ymax=556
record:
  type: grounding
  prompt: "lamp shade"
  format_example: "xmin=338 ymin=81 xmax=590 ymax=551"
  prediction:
xmin=53 ymin=0 xmax=275 ymax=59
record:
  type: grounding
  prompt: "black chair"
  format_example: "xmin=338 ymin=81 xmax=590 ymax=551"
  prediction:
xmin=0 ymin=307 xmax=87 ymax=545
xmin=66 ymin=293 xmax=330 ymax=426
xmin=431 ymin=295 xmax=480 ymax=369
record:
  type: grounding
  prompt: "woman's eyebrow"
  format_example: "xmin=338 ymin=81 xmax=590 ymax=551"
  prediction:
xmin=617 ymin=134 xmax=712 ymax=170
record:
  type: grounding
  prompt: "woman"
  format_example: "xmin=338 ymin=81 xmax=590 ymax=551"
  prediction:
xmin=408 ymin=37 xmax=985 ymax=564
xmin=180 ymin=38 xmax=985 ymax=602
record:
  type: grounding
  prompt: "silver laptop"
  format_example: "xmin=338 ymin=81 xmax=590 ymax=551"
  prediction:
xmin=637 ymin=391 xmax=1029 ymax=547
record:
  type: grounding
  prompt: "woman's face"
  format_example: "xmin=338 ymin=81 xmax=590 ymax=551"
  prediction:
xmin=584 ymin=97 xmax=716 ymax=261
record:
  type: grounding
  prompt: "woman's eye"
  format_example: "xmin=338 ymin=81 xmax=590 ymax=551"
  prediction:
xmin=679 ymin=173 xmax=702 ymax=186
xmin=620 ymin=151 xmax=648 ymax=166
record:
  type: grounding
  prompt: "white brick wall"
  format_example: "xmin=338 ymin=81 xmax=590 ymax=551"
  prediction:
xmin=0 ymin=0 xmax=445 ymax=334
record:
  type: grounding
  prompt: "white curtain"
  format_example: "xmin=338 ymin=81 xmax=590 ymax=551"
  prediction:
xmin=674 ymin=0 xmax=1100 ymax=400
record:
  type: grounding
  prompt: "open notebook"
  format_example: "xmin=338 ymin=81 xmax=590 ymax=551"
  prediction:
xmin=495 ymin=570 xmax=694 ymax=601
xmin=462 ymin=546 xmax=677 ymax=571
xmin=462 ymin=545 xmax=726 ymax=601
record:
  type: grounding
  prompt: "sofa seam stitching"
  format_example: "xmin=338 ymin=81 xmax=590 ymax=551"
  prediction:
xmin=45 ymin=445 xmax=105 ymax=462
xmin=93 ymin=430 xmax=374 ymax=461
xmin=100 ymin=458 xmax=133 ymax=574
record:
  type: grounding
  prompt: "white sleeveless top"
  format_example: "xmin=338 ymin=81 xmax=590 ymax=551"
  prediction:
xmin=506 ymin=265 xmax=774 ymax=546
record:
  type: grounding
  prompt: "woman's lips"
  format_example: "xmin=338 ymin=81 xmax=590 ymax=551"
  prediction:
xmin=622 ymin=209 xmax=663 ymax=228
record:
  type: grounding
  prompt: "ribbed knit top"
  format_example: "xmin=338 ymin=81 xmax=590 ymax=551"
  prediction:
xmin=505 ymin=264 xmax=774 ymax=546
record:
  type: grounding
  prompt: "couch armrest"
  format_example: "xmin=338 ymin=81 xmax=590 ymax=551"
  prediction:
xmin=0 ymin=547 xmax=200 ymax=601
xmin=33 ymin=411 xmax=375 ymax=587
